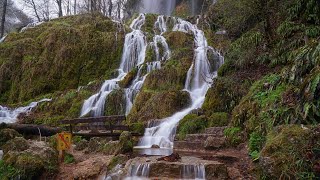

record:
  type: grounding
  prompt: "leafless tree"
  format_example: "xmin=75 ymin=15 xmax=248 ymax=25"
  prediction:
xmin=1 ymin=0 xmax=8 ymax=37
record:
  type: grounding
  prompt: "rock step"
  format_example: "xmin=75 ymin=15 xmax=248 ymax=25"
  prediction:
xmin=129 ymin=156 xmax=229 ymax=180
xmin=185 ymin=134 xmax=225 ymax=142
xmin=204 ymin=126 xmax=227 ymax=136
xmin=173 ymin=141 xmax=203 ymax=151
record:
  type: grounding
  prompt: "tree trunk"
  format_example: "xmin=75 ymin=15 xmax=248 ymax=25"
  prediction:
xmin=108 ymin=0 xmax=112 ymax=17
xmin=2 ymin=123 xmax=62 ymax=136
xmin=31 ymin=0 xmax=41 ymax=22
xmin=74 ymin=0 xmax=77 ymax=14
xmin=0 ymin=0 xmax=7 ymax=38
xmin=57 ymin=0 xmax=63 ymax=17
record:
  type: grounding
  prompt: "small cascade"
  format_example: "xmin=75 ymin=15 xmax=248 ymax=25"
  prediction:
xmin=0 ymin=98 xmax=52 ymax=123
xmin=124 ymin=15 xmax=170 ymax=115
xmin=104 ymin=164 xmax=125 ymax=180
xmin=181 ymin=164 xmax=206 ymax=180
xmin=125 ymin=164 xmax=150 ymax=180
xmin=140 ymin=0 xmax=176 ymax=15
xmin=0 ymin=35 xmax=6 ymax=43
xmin=80 ymin=14 xmax=147 ymax=117
xmin=20 ymin=22 xmax=44 ymax=32
xmin=137 ymin=17 xmax=223 ymax=150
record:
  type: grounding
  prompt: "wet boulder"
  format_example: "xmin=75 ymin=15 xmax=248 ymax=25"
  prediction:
xmin=204 ymin=136 xmax=226 ymax=150
xmin=118 ymin=131 xmax=133 ymax=154
xmin=2 ymin=137 xmax=29 ymax=154
xmin=0 ymin=128 xmax=21 ymax=147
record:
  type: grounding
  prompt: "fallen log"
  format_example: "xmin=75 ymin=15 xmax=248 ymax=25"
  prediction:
xmin=1 ymin=123 xmax=62 ymax=136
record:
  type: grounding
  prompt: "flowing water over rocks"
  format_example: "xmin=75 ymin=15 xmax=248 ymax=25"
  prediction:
xmin=137 ymin=17 xmax=223 ymax=150
xmin=0 ymin=98 xmax=52 ymax=123
xmin=81 ymin=14 xmax=170 ymax=117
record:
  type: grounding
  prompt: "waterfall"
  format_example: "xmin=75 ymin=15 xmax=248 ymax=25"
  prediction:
xmin=182 ymin=164 xmax=206 ymax=179
xmin=81 ymin=14 xmax=171 ymax=117
xmin=137 ymin=17 xmax=223 ymax=150
xmin=0 ymin=98 xmax=52 ymax=123
xmin=140 ymin=0 xmax=176 ymax=15
xmin=80 ymin=14 xmax=147 ymax=117
xmin=125 ymin=164 xmax=150 ymax=180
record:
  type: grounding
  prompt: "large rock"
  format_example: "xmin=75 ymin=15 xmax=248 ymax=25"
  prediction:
xmin=204 ymin=136 xmax=226 ymax=150
xmin=0 ymin=128 xmax=21 ymax=147
xmin=2 ymin=137 xmax=29 ymax=154
xmin=118 ymin=131 xmax=133 ymax=154
xmin=2 ymin=138 xmax=58 ymax=179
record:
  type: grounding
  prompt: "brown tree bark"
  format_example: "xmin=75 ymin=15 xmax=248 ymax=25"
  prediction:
xmin=0 ymin=0 xmax=8 ymax=38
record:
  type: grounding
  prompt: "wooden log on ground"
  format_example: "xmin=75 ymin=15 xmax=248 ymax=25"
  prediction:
xmin=2 ymin=123 xmax=62 ymax=136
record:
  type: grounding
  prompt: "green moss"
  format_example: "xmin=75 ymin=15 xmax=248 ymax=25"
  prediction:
xmin=203 ymin=77 xmax=249 ymax=115
xmin=104 ymin=89 xmax=126 ymax=116
xmin=207 ymin=112 xmax=229 ymax=127
xmin=259 ymin=125 xmax=319 ymax=179
xmin=0 ymin=129 xmax=21 ymax=148
xmin=176 ymin=114 xmax=207 ymax=140
xmin=0 ymin=13 xmax=124 ymax=104
xmin=0 ymin=160 xmax=20 ymax=180
xmin=128 ymin=90 xmax=190 ymax=123
xmin=223 ymin=127 xmax=242 ymax=146
xmin=108 ymin=155 xmax=128 ymax=171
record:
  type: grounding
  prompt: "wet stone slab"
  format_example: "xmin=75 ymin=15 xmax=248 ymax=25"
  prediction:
xmin=127 ymin=156 xmax=229 ymax=179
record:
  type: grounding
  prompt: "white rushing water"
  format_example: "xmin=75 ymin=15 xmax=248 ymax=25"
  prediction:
xmin=140 ymin=0 xmax=176 ymax=16
xmin=182 ymin=164 xmax=206 ymax=180
xmin=125 ymin=164 xmax=150 ymax=180
xmin=137 ymin=17 xmax=224 ymax=150
xmin=81 ymin=14 xmax=170 ymax=117
xmin=0 ymin=98 xmax=52 ymax=123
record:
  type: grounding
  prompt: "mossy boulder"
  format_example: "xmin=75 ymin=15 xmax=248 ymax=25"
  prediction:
xmin=203 ymin=77 xmax=249 ymax=116
xmin=2 ymin=137 xmax=29 ymax=154
xmin=128 ymin=90 xmax=190 ymax=123
xmin=2 ymin=139 xmax=58 ymax=179
xmin=0 ymin=128 xmax=21 ymax=148
xmin=104 ymin=89 xmax=126 ymax=116
xmin=259 ymin=125 xmax=320 ymax=179
xmin=118 ymin=131 xmax=133 ymax=154
xmin=176 ymin=114 xmax=207 ymax=140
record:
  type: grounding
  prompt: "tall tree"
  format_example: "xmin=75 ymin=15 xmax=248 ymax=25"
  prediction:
xmin=0 ymin=0 xmax=8 ymax=38
xmin=56 ymin=0 xmax=63 ymax=17
xmin=24 ymin=0 xmax=41 ymax=21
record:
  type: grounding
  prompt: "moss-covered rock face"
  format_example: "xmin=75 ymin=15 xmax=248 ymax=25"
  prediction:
xmin=2 ymin=137 xmax=29 ymax=154
xmin=0 ymin=13 xmax=125 ymax=104
xmin=0 ymin=129 xmax=21 ymax=148
xmin=176 ymin=114 xmax=207 ymax=140
xmin=105 ymin=89 xmax=126 ymax=116
xmin=259 ymin=125 xmax=320 ymax=178
xmin=2 ymin=138 xmax=58 ymax=179
xmin=128 ymin=90 xmax=190 ymax=123
xmin=127 ymin=30 xmax=194 ymax=123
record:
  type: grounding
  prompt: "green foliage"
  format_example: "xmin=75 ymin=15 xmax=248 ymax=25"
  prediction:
xmin=207 ymin=112 xmax=229 ymax=127
xmin=64 ymin=153 xmax=75 ymax=164
xmin=260 ymin=125 xmax=319 ymax=179
xmin=176 ymin=114 xmax=207 ymax=140
xmin=0 ymin=160 xmax=20 ymax=180
xmin=0 ymin=14 xmax=124 ymax=104
xmin=249 ymin=132 xmax=265 ymax=161
xmin=224 ymin=127 xmax=242 ymax=146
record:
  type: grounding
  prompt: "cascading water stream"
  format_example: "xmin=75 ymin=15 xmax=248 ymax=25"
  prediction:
xmin=0 ymin=98 xmax=52 ymax=123
xmin=81 ymin=14 xmax=171 ymax=117
xmin=137 ymin=17 xmax=224 ymax=150
xmin=140 ymin=0 xmax=176 ymax=15
xmin=124 ymin=15 xmax=170 ymax=115
xmin=80 ymin=14 xmax=147 ymax=117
